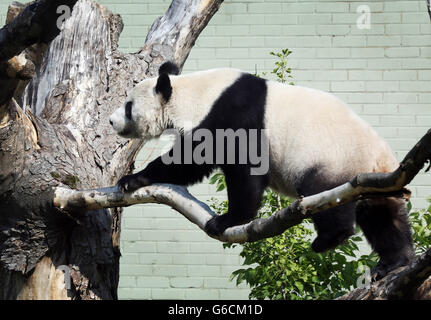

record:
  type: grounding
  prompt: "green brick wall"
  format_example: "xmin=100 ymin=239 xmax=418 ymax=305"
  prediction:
xmin=1 ymin=0 xmax=430 ymax=300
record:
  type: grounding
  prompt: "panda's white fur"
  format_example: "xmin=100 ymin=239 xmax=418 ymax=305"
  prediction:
xmin=263 ymin=82 xmax=398 ymax=197
xmin=110 ymin=63 xmax=414 ymax=278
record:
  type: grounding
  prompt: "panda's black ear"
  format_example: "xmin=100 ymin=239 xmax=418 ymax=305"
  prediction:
xmin=159 ymin=61 xmax=179 ymax=76
xmin=155 ymin=73 xmax=172 ymax=102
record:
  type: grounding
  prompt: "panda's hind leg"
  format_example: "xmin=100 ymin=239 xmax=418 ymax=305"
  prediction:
xmin=356 ymin=197 xmax=414 ymax=280
xmin=205 ymin=166 xmax=268 ymax=236
xmin=311 ymin=203 xmax=356 ymax=252
xmin=296 ymin=168 xmax=356 ymax=253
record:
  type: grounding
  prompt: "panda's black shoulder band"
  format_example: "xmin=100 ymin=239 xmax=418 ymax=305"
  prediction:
xmin=159 ymin=61 xmax=180 ymax=76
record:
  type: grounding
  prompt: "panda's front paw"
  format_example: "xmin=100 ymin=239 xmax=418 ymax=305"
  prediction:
xmin=117 ymin=173 xmax=151 ymax=193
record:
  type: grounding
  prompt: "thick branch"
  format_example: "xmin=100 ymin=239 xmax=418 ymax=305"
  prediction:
xmin=338 ymin=248 xmax=431 ymax=300
xmin=54 ymin=129 xmax=431 ymax=243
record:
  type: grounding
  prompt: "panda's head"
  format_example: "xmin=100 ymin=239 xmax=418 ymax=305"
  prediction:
xmin=109 ymin=61 xmax=180 ymax=139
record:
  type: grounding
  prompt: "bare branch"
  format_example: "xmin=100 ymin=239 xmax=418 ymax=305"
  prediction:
xmin=54 ymin=129 xmax=431 ymax=243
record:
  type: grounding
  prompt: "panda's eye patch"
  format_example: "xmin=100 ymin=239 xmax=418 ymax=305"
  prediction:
xmin=125 ymin=101 xmax=133 ymax=120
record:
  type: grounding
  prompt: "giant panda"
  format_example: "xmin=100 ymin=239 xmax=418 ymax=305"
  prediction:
xmin=109 ymin=61 xmax=414 ymax=279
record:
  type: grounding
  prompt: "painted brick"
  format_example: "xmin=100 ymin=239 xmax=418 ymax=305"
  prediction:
xmin=152 ymin=265 xmax=188 ymax=277
xmin=418 ymin=70 xmax=431 ymax=80
xmin=317 ymin=25 xmax=351 ymax=36
xmin=157 ymin=242 xmax=189 ymax=254
xmin=398 ymin=127 xmax=430 ymax=138
xmin=372 ymin=13 xmax=402 ymax=24
xmin=315 ymin=2 xmax=348 ymax=13
xmin=367 ymin=59 xmax=402 ymax=70
xmin=385 ymin=47 xmax=419 ymax=58
xmin=152 ymin=289 xmax=186 ymax=299
xmin=399 ymin=81 xmax=431 ymax=92
xmin=332 ymin=36 xmax=366 ymax=47
xmin=118 ymin=288 xmax=152 ymax=300
xmin=315 ymin=70 xmax=347 ymax=80
xmin=349 ymin=2 xmax=384 ymax=13
xmin=383 ymin=70 xmax=417 ymax=81
xmin=298 ymin=14 xmax=332 ymax=25
xmin=365 ymin=81 xmax=399 ymax=92
xmin=232 ymin=14 xmax=265 ymax=25
xmin=385 ymin=24 xmax=420 ymax=35
xmin=349 ymin=70 xmax=382 ymax=80
xmin=363 ymin=104 xmax=398 ymax=114
xmin=351 ymin=48 xmax=384 ymax=58
xmin=383 ymin=93 xmax=419 ymax=103
xmin=215 ymin=25 xmax=250 ymax=36
xmin=119 ymin=276 xmax=137 ymax=288
xmin=185 ymin=289 xmax=219 ymax=300
xmin=282 ymin=3 xmax=315 ymax=13
xmin=218 ymin=289 xmax=251 ymax=300
xmin=350 ymin=25 xmax=385 ymax=36
xmin=204 ymin=278 xmax=239 ymax=289
xmin=420 ymin=47 xmax=431 ymax=57
xmin=282 ymin=25 xmax=316 ymax=36
xmin=402 ymin=13 xmax=431 ymax=24
xmin=331 ymin=81 xmax=365 ymax=92
xmin=170 ymin=277 xmax=204 ymax=288
xmin=380 ymin=115 xmax=416 ymax=127
xmin=419 ymin=93 xmax=431 ymax=103
xmin=250 ymin=25 xmax=283 ymax=36
xmin=398 ymin=104 xmax=431 ymax=114
xmin=367 ymin=35 xmax=402 ymax=47
xmin=403 ymin=58 xmax=431 ymax=69
xmin=188 ymin=265 xmax=221 ymax=277
xmin=263 ymin=14 xmax=298 ymax=25
xmin=316 ymin=48 xmax=350 ymax=58
xmin=222 ymin=3 xmax=247 ymax=14
xmin=172 ymin=254 xmax=207 ymax=265
xmin=139 ymin=253 xmax=173 ymax=265
xmin=420 ymin=24 xmax=431 ymax=34
xmin=384 ymin=1 xmax=419 ymax=12
xmin=248 ymin=3 xmax=282 ymax=14
xmin=230 ymin=37 xmax=265 ymax=48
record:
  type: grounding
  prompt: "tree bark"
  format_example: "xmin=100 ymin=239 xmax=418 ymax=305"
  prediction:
xmin=0 ymin=0 xmax=223 ymax=300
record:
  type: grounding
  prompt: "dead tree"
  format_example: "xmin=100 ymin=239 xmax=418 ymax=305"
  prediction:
xmin=0 ymin=0 xmax=223 ymax=300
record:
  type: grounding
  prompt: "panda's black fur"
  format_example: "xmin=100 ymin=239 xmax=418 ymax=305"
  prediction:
xmin=115 ymin=62 xmax=415 ymax=280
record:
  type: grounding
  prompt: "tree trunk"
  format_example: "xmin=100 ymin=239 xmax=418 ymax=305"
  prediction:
xmin=0 ymin=0 xmax=223 ymax=300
